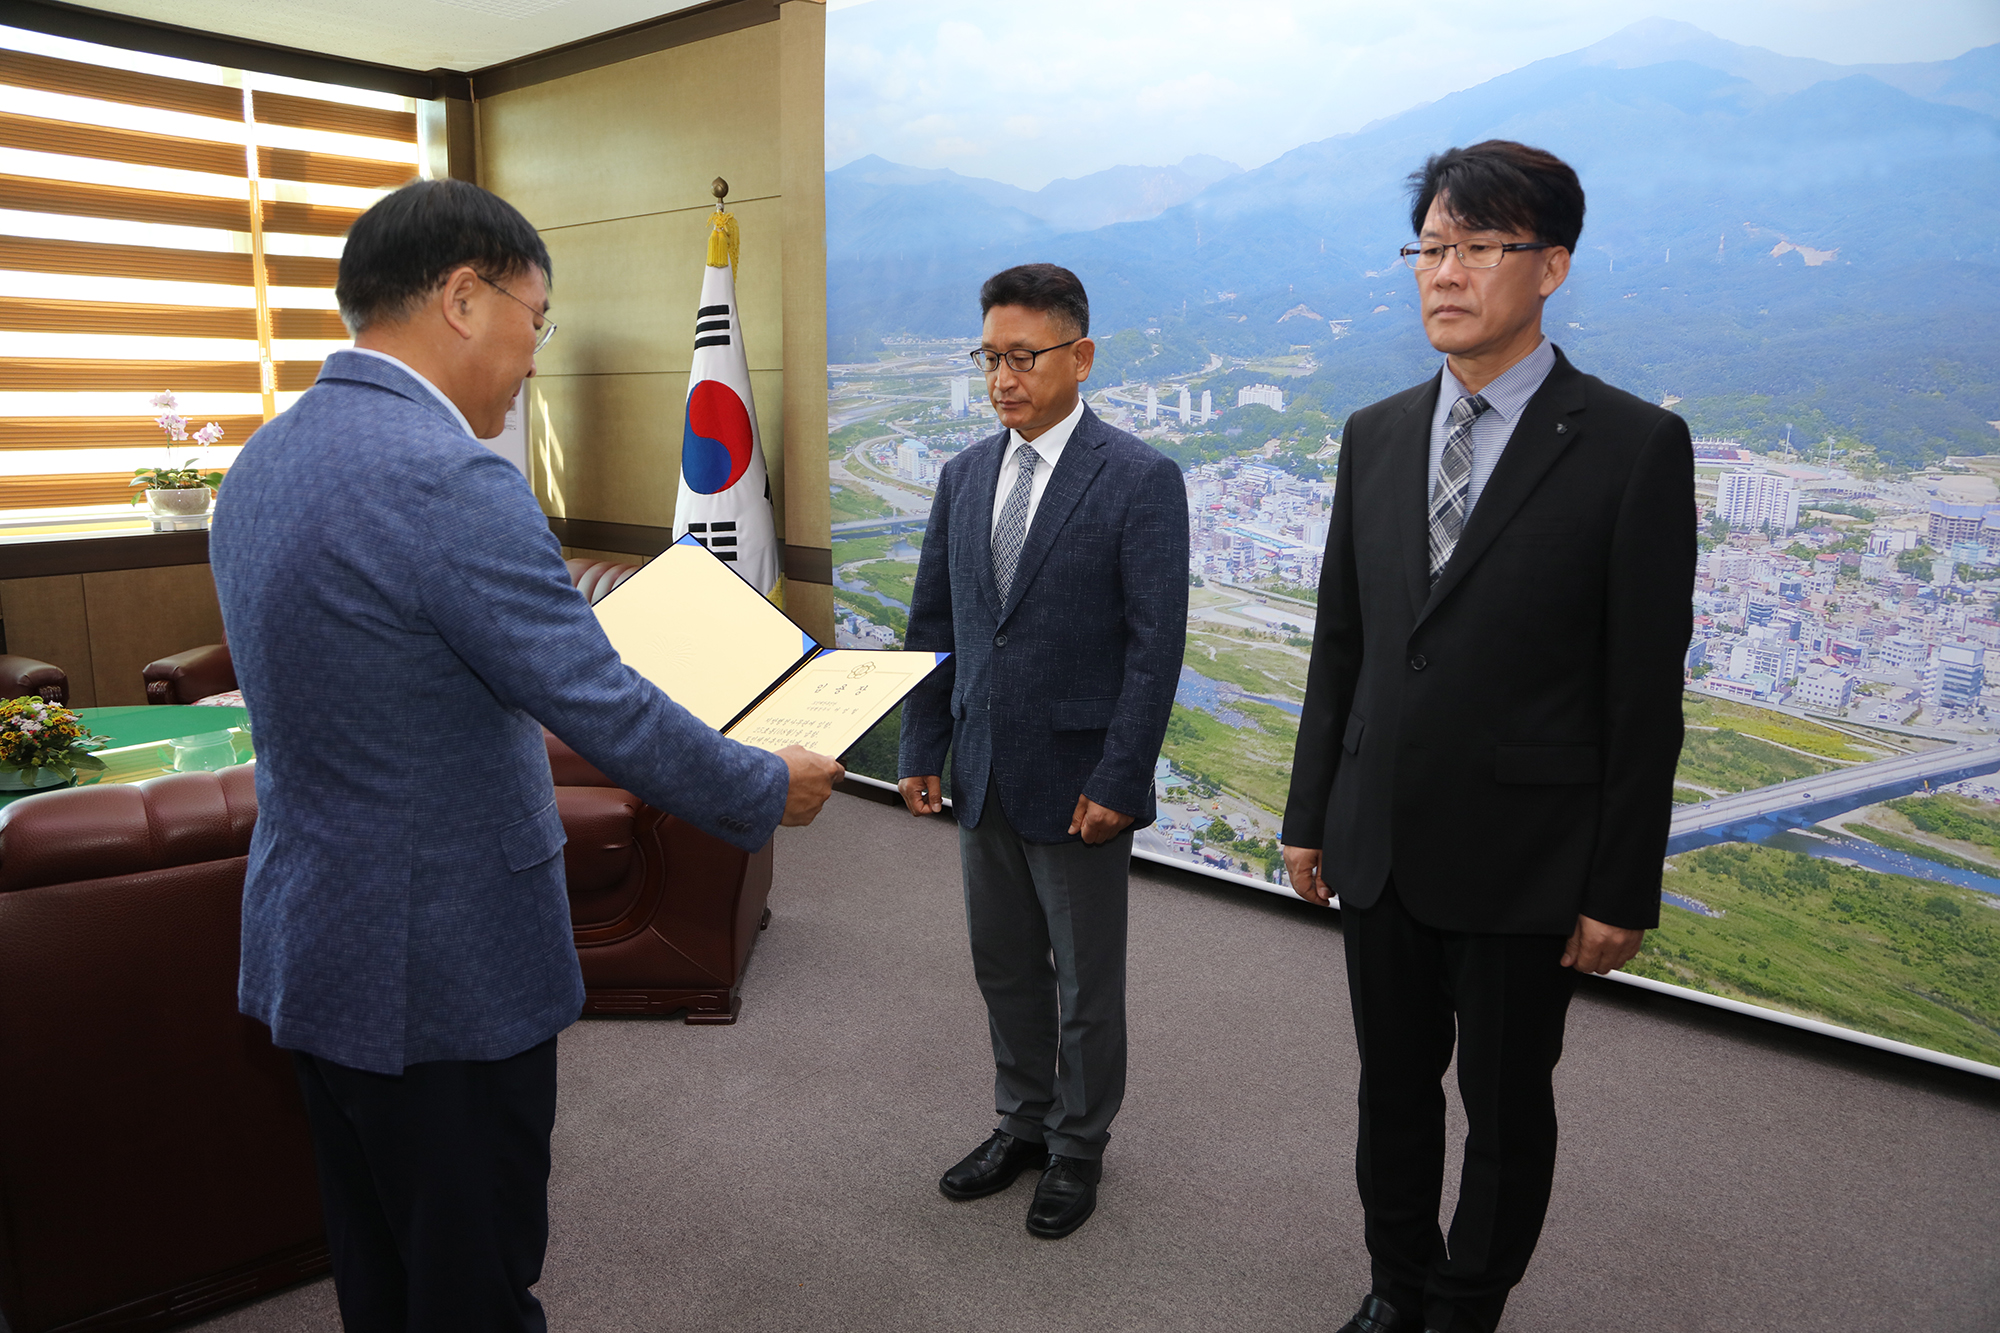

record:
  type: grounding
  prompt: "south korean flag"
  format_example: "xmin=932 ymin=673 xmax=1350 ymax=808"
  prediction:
xmin=673 ymin=237 xmax=778 ymax=595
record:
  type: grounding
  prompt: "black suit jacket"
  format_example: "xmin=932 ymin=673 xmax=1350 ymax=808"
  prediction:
xmin=1281 ymin=348 xmax=1695 ymax=934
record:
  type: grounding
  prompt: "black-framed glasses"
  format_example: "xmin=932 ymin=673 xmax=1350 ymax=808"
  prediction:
xmin=1398 ymin=240 xmax=1552 ymax=271
xmin=480 ymin=274 xmax=558 ymax=352
xmin=969 ymin=338 xmax=1079 ymax=374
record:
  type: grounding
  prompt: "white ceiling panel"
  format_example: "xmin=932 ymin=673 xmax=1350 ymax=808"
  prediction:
xmin=54 ymin=0 xmax=721 ymax=74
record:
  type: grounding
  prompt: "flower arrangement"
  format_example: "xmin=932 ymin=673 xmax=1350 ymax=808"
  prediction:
xmin=130 ymin=391 xmax=225 ymax=499
xmin=0 ymin=696 xmax=107 ymax=786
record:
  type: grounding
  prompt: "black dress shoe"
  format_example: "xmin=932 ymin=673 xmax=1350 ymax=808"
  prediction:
xmin=939 ymin=1131 xmax=1049 ymax=1200
xmin=1336 ymin=1293 xmax=1419 ymax=1333
xmin=1024 ymin=1154 xmax=1100 ymax=1238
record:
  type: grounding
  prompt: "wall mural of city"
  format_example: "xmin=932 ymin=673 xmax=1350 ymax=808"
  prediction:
xmin=823 ymin=0 xmax=2000 ymax=1072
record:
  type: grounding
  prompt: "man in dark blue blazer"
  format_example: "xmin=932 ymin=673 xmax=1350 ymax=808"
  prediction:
xmin=210 ymin=180 xmax=843 ymax=1330
xmin=898 ymin=264 xmax=1188 ymax=1240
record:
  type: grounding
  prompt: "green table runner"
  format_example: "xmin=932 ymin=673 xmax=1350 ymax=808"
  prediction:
xmin=81 ymin=704 xmax=250 ymax=749
xmin=0 ymin=705 xmax=253 ymax=811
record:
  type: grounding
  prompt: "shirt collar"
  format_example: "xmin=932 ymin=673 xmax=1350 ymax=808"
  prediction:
xmin=1441 ymin=336 xmax=1556 ymax=423
xmin=345 ymin=346 xmax=477 ymax=439
xmin=1008 ymin=395 xmax=1086 ymax=466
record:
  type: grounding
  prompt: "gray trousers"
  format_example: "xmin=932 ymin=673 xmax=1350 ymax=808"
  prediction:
xmin=959 ymin=774 xmax=1132 ymax=1160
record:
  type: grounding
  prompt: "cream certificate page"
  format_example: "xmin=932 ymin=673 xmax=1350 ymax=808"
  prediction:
xmin=725 ymin=650 xmax=947 ymax=756
xmin=591 ymin=538 xmax=815 ymax=731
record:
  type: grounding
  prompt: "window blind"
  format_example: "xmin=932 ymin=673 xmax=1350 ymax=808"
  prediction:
xmin=0 ymin=26 xmax=424 ymax=527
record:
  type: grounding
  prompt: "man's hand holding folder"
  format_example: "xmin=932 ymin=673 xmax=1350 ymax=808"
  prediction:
xmin=779 ymin=746 xmax=845 ymax=826
xmin=594 ymin=539 xmax=948 ymax=788
xmin=588 ymin=538 xmax=944 ymax=831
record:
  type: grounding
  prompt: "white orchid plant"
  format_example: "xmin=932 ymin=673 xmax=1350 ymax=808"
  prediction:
xmin=130 ymin=391 xmax=226 ymax=499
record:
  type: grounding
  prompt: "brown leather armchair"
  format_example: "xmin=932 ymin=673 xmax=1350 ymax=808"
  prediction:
xmin=141 ymin=558 xmax=644 ymax=704
xmin=0 ymin=766 xmax=327 ymax=1333
xmin=0 ymin=653 xmax=67 ymax=705
xmin=549 ymin=731 xmax=774 ymax=1023
xmin=142 ymin=641 xmax=236 ymax=705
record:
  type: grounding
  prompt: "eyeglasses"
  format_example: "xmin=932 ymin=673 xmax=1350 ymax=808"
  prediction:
xmin=968 ymin=338 xmax=1079 ymax=374
xmin=480 ymin=274 xmax=558 ymax=352
xmin=1399 ymin=240 xmax=1553 ymax=271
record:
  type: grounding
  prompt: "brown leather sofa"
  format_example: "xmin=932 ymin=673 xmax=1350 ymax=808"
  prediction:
xmin=0 ymin=653 xmax=67 ymax=705
xmin=142 ymin=558 xmax=644 ymax=704
xmin=549 ymin=732 xmax=774 ymax=1023
xmin=134 ymin=603 xmax=775 ymax=1021
xmin=0 ymin=734 xmax=772 ymax=1329
xmin=0 ymin=766 xmax=326 ymax=1333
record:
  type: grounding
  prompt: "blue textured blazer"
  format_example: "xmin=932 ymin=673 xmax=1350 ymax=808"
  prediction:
xmin=210 ymin=350 xmax=790 ymax=1074
xmin=898 ymin=404 xmax=1188 ymax=841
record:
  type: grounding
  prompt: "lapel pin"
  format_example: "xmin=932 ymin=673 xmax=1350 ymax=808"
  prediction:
xmin=1555 ymin=423 xmax=1568 ymax=434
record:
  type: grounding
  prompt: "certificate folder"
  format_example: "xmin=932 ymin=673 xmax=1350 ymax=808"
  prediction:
xmin=591 ymin=535 xmax=947 ymax=757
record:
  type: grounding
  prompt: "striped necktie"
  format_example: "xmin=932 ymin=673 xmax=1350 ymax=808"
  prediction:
xmin=992 ymin=446 xmax=1039 ymax=599
xmin=1427 ymin=393 xmax=1491 ymax=582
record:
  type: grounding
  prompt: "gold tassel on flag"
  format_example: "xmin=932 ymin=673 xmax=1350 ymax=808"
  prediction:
xmin=707 ymin=176 xmax=739 ymax=273
xmin=706 ymin=211 xmax=739 ymax=272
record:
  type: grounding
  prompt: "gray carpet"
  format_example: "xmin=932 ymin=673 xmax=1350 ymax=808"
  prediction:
xmin=198 ymin=787 xmax=2000 ymax=1332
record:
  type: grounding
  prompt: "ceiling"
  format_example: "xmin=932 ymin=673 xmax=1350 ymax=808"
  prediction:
xmin=52 ymin=0 xmax=720 ymax=74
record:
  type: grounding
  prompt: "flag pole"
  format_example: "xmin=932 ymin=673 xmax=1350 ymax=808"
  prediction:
xmin=673 ymin=173 xmax=780 ymax=605
xmin=707 ymin=174 xmax=771 ymax=605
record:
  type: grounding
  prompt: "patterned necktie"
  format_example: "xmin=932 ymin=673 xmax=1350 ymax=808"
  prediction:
xmin=1427 ymin=392 xmax=1491 ymax=582
xmin=992 ymin=445 xmax=1039 ymax=599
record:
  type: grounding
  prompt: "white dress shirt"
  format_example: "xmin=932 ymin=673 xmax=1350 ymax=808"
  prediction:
xmin=990 ymin=395 xmax=1086 ymax=540
xmin=346 ymin=346 xmax=476 ymax=440
xmin=1424 ymin=336 xmax=1557 ymax=518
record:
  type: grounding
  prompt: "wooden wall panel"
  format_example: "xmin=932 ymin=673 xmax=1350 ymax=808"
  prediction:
xmin=0 ymin=574 xmax=94 ymax=707
xmin=479 ymin=0 xmax=827 ymax=639
xmin=533 ymin=199 xmax=785 ymax=378
xmin=781 ymin=578 xmax=832 ymax=643
xmin=477 ymin=25 xmax=782 ymax=233
xmin=527 ymin=368 xmax=784 ymax=531
xmin=778 ymin=0 xmax=831 ymax=642
xmin=560 ymin=547 xmax=645 ymax=568
xmin=80 ymin=565 xmax=225 ymax=707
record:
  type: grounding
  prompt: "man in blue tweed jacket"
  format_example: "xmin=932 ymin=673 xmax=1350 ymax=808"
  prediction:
xmin=898 ymin=264 xmax=1189 ymax=1240
xmin=209 ymin=179 xmax=843 ymax=1330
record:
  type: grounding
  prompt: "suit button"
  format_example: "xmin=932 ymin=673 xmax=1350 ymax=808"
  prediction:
xmin=994 ymin=633 xmax=1008 ymax=647
xmin=1408 ymin=654 xmax=1427 ymax=671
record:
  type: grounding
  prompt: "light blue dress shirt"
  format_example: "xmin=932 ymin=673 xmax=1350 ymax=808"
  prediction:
xmin=1425 ymin=337 xmax=1558 ymax=517
xmin=991 ymin=395 xmax=1085 ymax=540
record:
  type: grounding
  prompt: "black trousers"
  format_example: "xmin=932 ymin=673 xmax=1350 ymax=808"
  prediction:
xmin=292 ymin=1036 xmax=559 ymax=1332
xmin=1343 ymin=882 xmax=1576 ymax=1333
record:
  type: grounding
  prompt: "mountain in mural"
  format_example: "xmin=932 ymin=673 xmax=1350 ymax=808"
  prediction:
xmin=826 ymin=22 xmax=2000 ymax=462
xmin=832 ymin=153 xmax=1240 ymax=233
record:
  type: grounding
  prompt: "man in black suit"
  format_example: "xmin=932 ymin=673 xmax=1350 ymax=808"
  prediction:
xmin=1281 ymin=142 xmax=1694 ymax=1333
xmin=899 ymin=264 xmax=1188 ymax=1240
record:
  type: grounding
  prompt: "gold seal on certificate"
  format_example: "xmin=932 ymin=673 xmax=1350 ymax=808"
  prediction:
xmin=591 ymin=537 xmax=947 ymax=755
